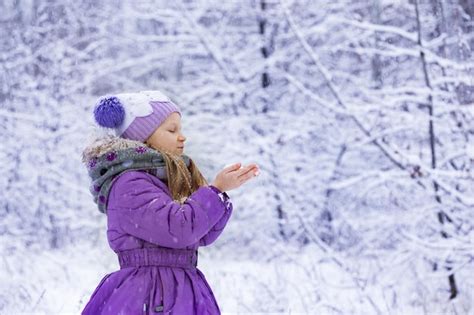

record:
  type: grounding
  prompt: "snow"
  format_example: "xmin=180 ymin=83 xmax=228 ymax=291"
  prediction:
xmin=2 ymin=240 xmax=472 ymax=314
xmin=1 ymin=0 xmax=474 ymax=314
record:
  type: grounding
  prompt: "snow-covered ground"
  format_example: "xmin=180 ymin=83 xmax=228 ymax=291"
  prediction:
xmin=3 ymin=236 xmax=473 ymax=314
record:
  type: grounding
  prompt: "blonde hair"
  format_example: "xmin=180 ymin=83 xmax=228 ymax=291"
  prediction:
xmin=156 ymin=149 xmax=209 ymax=203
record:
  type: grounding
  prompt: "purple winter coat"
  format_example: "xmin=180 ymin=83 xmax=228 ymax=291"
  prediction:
xmin=81 ymin=169 xmax=233 ymax=315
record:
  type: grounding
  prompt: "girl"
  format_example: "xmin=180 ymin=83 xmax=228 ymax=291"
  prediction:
xmin=81 ymin=90 xmax=259 ymax=314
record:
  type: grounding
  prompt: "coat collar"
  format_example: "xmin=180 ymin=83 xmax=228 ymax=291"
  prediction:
xmin=82 ymin=134 xmax=147 ymax=166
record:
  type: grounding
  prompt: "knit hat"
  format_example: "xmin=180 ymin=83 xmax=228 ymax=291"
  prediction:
xmin=93 ymin=90 xmax=181 ymax=142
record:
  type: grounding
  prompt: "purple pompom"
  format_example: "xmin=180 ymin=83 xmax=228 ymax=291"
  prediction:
xmin=93 ymin=96 xmax=125 ymax=128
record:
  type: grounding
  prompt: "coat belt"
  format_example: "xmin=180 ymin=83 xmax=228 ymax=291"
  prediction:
xmin=117 ymin=247 xmax=198 ymax=269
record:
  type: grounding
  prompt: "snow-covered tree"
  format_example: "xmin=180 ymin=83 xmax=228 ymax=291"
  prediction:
xmin=1 ymin=0 xmax=472 ymax=313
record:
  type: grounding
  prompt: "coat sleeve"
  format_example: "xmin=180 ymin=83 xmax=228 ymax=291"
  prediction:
xmin=107 ymin=171 xmax=229 ymax=249
xmin=199 ymin=190 xmax=233 ymax=247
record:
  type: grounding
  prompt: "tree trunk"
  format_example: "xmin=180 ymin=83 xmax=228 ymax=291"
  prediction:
xmin=415 ymin=0 xmax=458 ymax=300
xmin=370 ymin=0 xmax=383 ymax=88
xmin=259 ymin=0 xmax=270 ymax=89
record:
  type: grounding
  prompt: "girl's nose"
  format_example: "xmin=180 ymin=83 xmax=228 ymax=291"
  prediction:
xmin=179 ymin=134 xmax=186 ymax=142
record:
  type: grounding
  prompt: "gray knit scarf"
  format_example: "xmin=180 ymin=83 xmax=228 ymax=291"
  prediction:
xmin=87 ymin=145 xmax=190 ymax=214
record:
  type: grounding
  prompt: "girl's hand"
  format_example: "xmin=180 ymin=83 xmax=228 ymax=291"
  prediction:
xmin=211 ymin=163 xmax=259 ymax=192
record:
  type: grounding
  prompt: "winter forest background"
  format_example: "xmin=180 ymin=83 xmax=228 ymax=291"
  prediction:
xmin=1 ymin=0 xmax=473 ymax=314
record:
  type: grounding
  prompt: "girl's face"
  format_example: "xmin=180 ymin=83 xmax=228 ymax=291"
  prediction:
xmin=145 ymin=112 xmax=186 ymax=155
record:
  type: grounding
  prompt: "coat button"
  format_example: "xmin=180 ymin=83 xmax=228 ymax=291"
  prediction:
xmin=154 ymin=305 xmax=164 ymax=312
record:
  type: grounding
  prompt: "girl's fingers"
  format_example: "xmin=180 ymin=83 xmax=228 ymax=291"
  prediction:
xmin=223 ymin=162 xmax=242 ymax=173
xmin=227 ymin=163 xmax=258 ymax=175
xmin=237 ymin=167 xmax=259 ymax=181
xmin=245 ymin=163 xmax=259 ymax=171
xmin=236 ymin=166 xmax=257 ymax=178
xmin=239 ymin=173 xmax=257 ymax=186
